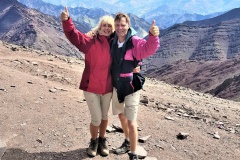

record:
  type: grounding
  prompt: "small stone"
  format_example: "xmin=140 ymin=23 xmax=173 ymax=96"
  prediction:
xmin=137 ymin=127 xmax=142 ymax=131
xmin=0 ymin=140 xmax=7 ymax=159
xmin=0 ymin=87 xmax=6 ymax=91
xmin=36 ymin=139 xmax=43 ymax=143
xmin=213 ymin=132 xmax=220 ymax=139
xmin=177 ymin=132 xmax=189 ymax=140
xmin=166 ymin=108 xmax=174 ymax=113
xmin=32 ymin=61 xmax=38 ymax=66
xmin=228 ymin=128 xmax=235 ymax=134
xmin=222 ymin=115 xmax=227 ymax=119
xmin=217 ymin=122 xmax=224 ymax=125
xmin=182 ymin=113 xmax=190 ymax=117
xmin=191 ymin=115 xmax=201 ymax=120
xmin=144 ymin=157 xmax=158 ymax=160
xmin=155 ymin=144 xmax=164 ymax=150
xmin=139 ymin=135 xmax=151 ymax=143
xmin=164 ymin=116 xmax=174 ymax=121
xmin=27 ymin=81 xmax=34 ymax=84
xmin=106 ymin=125 xmax=115 ymax=133
xmin=136 ymin=145 xmax=147 ymax=159
xmin=11 ymin=47 xmax=19 ymax=51
xmin=140 ymin=96 xmax=148 ymax=104
xmin=49 ymin=88 xmax=57 ymax=93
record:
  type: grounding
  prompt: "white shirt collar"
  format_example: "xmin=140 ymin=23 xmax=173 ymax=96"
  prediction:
xmin=118 ymin=40 xmax=125 ymax=48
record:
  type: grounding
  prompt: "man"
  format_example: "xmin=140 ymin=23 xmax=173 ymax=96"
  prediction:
xmin=110 ymin=12 xmax=160 ymax=160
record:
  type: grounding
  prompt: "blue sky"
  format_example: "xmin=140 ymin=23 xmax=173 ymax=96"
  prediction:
xmin=42 ymin=0 xmax=240 ymax=15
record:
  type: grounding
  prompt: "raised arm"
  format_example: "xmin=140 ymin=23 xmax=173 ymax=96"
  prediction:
xmin=61 ymin=7 xmax=91 ymax=53
xmin=132 ymin=20 xmax=160 ymax=60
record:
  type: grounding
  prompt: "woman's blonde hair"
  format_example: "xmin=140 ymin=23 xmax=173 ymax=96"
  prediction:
xmin=92 ymin=15 xmax=115 ymax=35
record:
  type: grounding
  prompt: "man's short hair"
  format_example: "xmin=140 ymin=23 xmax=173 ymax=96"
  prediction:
xmin=114 ymin=12 xmax=130 ymax=26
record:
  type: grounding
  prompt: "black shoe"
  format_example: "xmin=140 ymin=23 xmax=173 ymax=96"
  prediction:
xmin=98 ymin=137 xmax=109 ymax=156
xmin=128 ymin=153 xmax=138 ymax=160
xmin=114 ymin=139 xmax=130 ymax=154
xmin=87 ymin=138 xmax=98 ymax=157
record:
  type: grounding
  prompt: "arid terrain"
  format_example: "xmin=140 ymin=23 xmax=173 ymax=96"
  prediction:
xmin=0 ymin=41 xmax=240 ymax=160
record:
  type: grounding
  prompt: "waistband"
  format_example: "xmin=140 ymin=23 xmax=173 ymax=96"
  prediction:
xmin=120 ymin=73 xmax=133 ymax=77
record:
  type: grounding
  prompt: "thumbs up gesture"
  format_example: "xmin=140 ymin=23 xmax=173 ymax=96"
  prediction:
xmin=61 ymin=6 xmax=69 ymax=21
xmin=149 ymin=20 xmax=160 ymax=36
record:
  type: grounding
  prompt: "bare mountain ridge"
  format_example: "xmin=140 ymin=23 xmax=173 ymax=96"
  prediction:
xmin=18 ymin=0 xmax=150 ymax=38
xmin=143 ymin=8 xmax=240 ymax=101
xmin=146 ymin=7 xmax=240 ymax=71
xmin=18 ymin=0 xmax=109 ymax=33
xmin=182 ymin=8 xmax=240 ymax=26
xmin=0 ymin=0 xmax=83 ymax=58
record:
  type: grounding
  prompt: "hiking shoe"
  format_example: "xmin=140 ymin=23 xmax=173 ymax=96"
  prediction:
xmin=98 ymin=137 xmax=109 ymax=156
xmin=87 ymin=138 xmax=98 ymax=157
xmin=128 ymin=153 xmax=138 ymax=160
xmin=114 ymin=139 xmax=130 ymax=154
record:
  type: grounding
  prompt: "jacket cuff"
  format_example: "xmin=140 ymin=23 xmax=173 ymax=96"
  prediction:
xmin=62 ymin=17 xmax=73 ymax=32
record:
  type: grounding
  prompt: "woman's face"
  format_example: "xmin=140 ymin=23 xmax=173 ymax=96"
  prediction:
xmin=99 ymin=22 xmax=113 ymax=37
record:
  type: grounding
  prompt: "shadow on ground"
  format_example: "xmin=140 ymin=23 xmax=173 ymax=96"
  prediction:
xmin=2 ymin=147 xmax=92 ymax=160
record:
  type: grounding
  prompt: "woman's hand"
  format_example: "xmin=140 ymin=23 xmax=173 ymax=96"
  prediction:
xmin=85 ymin=30 xmax=97 ymax=39
xmin=61 ymin=6 xmax=69 ymax=21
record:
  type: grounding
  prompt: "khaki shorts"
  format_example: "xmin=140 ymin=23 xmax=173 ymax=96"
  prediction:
xmin=83 ymin=91 xmax=112 ymax=126
xmin=112 ymin=88 xmax=140 ymax=121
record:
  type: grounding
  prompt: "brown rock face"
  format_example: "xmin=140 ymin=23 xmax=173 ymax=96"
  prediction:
xmin=0 ymin=0 xmax=83 ymax=59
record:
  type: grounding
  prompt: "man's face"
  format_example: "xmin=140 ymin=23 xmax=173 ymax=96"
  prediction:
xmin=114 ymin=17 xmax=130 ymax=39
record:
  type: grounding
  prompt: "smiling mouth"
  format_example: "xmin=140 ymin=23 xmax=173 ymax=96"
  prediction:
xmin=117 ymin=31 xmax=125 ymax=35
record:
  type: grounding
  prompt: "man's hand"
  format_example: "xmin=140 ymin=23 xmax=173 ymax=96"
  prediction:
xmin=61 ymin=6 xmax=69 ymax=21
xmin=149 ymin=20 xmax=160 ymax=36
xmin=133 ymin=66 xmax=141 ymax=73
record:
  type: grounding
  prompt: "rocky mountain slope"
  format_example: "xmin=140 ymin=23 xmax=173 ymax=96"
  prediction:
xmin=2 ymin=1 xmax=240 ymax=103
xmin=143 ymin=8 xmax=240 ymax=101
xmin=21 ymin=0 xmax=237 ymax=29
xmin=0 ymin=0 xmax=83 ymax=59
xmin=0 ymin=41 xmax=240 ymax=160
xmin=18 ymin=0 xmax=150 ymax=38
xmin=145 ymin=8 xmax=240 ymax=71
xmin=145 ymin=58 xmax=240 ymax=101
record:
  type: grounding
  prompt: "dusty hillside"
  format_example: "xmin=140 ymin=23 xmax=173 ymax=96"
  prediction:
xmin=145 ymin=59 xmax=240 ymax=101
xmin=0 ymin=41 xmax=240 ymax=160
